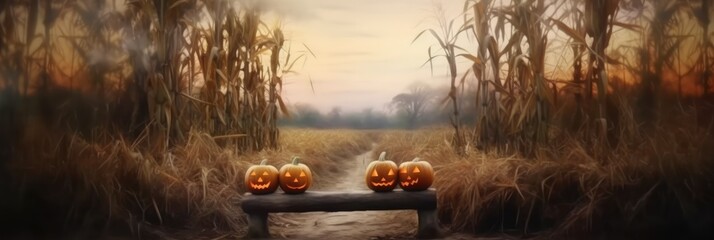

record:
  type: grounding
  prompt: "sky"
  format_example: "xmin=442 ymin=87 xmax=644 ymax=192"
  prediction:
xmin=255 ymin=0 xmax=469 ymax=112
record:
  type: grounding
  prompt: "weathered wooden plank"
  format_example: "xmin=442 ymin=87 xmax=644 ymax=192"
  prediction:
xmin=241 ymin=189 xmax=441 ymax=239
xmin=241 ymin=189 xmax=437 ymax=213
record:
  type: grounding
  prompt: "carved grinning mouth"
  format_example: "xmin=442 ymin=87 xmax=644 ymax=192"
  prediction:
xmin=401 ymin=178 xmax=419 ymax=187
xmin=249 ymin=181 xmax=272 ymax=190
xmin=285 ymin=182 xmax=307 ymax=190
xmin=370 ymin=180 xmax=395 ymax=187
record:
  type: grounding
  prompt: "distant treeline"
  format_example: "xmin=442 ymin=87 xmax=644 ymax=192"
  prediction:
xmin=278 ymin=86 xmax=479 ymax=129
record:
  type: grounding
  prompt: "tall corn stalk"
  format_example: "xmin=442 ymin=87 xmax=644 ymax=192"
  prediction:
xmin=484 ymin=0 xmax=554 ymax=154
xmin=0 ymin=0 xmax=29 ymax=149
xmin=69 ymin=0 xmax=134 ymax=134
xmin=414 ymin=8 xmax=469 ymax=156
xmin=559 ymin=1 xmax=588 ymax=130
xmin=1 ymin=0 xmax=293 ymax=153
xmin=648 ymin=0 xmax=685 ymax=112
xmin=3 ymin=0 xmax=122 ymax=113
xmin=193 ymin=0 xmax=232 ymax=141
xmin=694 ymin=0 xmax=712 ymax=97
xmin=462 ymin=0 xmax=504 ymax=152
xmin=238 ymin=9 xmax=266 ymax=152
xmin=128 ymin=0 xmax=201 ymax=151
xmin=619 ymin=0 xmax=685 ymax=123
xmin=232 ymin=7 xmax=271 ymax=152
xmin=123 ymin=1 xmax=152 ymax=133
xmin=267 ymin=27 xmax=288 ymax=149
xmin=553 ymin=0 xmax=638 ymax=148
xmin=0 ymin=2 xmax=27 ymax=97
xmin=23 ymin=0 xmax=39 ymax=97
xmin=584 ymin=0 xmax=619 ymax=146
xmin=191 ymin=1 xmax=291 ymax=152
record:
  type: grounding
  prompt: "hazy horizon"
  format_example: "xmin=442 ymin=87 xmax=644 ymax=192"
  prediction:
xmin=256 ymin=0 xmax=469 ymax=112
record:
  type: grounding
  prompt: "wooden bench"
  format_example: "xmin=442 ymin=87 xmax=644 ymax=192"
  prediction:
xmin=241 ymin=189 xmax=440 ymax=239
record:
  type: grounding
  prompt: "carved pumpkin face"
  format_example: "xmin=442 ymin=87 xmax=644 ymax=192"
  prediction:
xmin=398 ymin=158 xmax=434 ymax=191
xmin=244 ymin=159 xmax=279 ymax=194
xmin=365 ymin=151 xmax=398 ymax=192
xmin=279 ymin=157 xmax=312 ymax=194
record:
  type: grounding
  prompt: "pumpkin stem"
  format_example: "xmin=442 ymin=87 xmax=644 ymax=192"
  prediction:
xmin=378 ymin=151 xmax=387 ymax=161
xmin=412 ymin=157 xmax=421 ymax=162
xmin=259 ymin=159 xmax=268 ymax=165
xmin=291 ymin=156 xmax=300 ymax=165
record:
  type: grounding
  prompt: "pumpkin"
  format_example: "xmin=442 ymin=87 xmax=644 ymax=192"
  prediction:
xmin=244 ymin=159 xmax=279 ymax=194
xmin=398 ymin=157 xmax=434 ymax=191
xmin=365 ymin=151 xmax=399 ymax=192
xmin=279 ymin=156 xmax=312 ymax=194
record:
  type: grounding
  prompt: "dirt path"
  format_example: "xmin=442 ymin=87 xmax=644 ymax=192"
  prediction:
xmin=269 ymin=146 xmax=419 ymax=239
xmin=267 ymin=146 xmax=498 ymax=239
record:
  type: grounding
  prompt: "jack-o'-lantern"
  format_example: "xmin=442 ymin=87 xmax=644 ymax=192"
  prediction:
xmin=365 ymin=151 xmax=398 ymax=192
xmin=398 ymin=157 xmax=434 ymax=191
xmin=244 ymin=159 xmax=279 ymax=194
xmin=279 ymin=156 xmax=312 ymax=194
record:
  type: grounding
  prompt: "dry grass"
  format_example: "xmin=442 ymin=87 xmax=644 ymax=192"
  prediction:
xmin=374 ymin=119 xmax=714 ymax=238
xmin=4 ymin=126 xmax=373 ymax=238
xmin=278 ymin=128 xmax=375 ymax=188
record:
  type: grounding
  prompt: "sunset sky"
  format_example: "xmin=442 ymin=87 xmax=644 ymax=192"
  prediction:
xmin=256 ymin=0 xmax=470 ymax=112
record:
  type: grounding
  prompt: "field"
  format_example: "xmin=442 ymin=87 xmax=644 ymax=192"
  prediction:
xmin=2 ymin=0 xmax=714 ymax=239
xmin=2 ymin=127 xmax=375 ymax=238
xmin=374 ymin=125 xmax=714 ymax=238
xmin=3 ymin=125 xmax=713 ymax=239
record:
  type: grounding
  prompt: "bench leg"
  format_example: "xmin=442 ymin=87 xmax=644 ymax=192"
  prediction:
xmin=417 ymin=209 xmax=440 ymax=239
xmin=246 ymin=212 xmax=270 ymax=239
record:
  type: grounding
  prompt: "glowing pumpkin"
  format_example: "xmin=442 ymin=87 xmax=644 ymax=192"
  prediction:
xmin=244 ymin=159 xmax=279 ymax=194
xmin=279 ymin=156 xmax=312 ymax=194
xmin=365 ymin=151 xmax=398 ymax=192
xmin=398 ymin=157 xmax=434 ymax=191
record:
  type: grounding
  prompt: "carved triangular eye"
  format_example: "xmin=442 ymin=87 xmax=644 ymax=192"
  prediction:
xmin=371 ymin=169 xmax=378 ymax=177
xmin=299 ymin=171 xmax=306 ymax=177
xmin=285 ymin=172 xmax=292 ymax=177
xmin=400 ymin=168 xmax=407 ymax=174
xmin=413 ymin=167 xmax=421 ymax=173
xmin=388 ymin=169 xmax=394 ymax=176
xmin=262 ymin=172 xmax=269 ymax=176
xmin=250 ymin=171 xmax=256 ymax=176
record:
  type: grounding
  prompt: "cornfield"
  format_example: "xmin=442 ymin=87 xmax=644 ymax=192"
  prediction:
xmin=417 ymin=0 xmax=713 ymax=155
xmin=0 ymin=1 xmax=307 ymax=236
xmin=0 ymin=0 xmax=301 ymax=154
xmin=373 ymin=125 xmax=714 ymax=238
xmin=1 ymin=0 xmax=713 ymax=238
xmin=406 ymin=0 xmax=714 ymax=236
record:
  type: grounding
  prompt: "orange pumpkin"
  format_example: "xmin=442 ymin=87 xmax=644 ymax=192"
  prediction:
xmin=279 ymin=156 xmax=312 ymax=194
xmin=398 ymin=157 xmax=434 ymax=191
xmin=365 ymin=151 xmax=398 ymax=192
xmin=245 ymin=159 xmax=279 ymax=194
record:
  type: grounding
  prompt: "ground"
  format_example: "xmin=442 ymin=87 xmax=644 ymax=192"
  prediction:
xmin=266 ymin=145 xmax=505 ymax=240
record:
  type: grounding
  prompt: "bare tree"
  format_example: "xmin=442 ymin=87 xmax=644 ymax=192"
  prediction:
xmin=390 ymin=82 xmax=434 ymax=129
xmin=327 ymin=107 xmax=342 ymax=128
